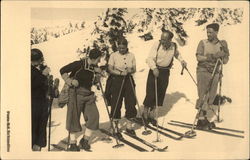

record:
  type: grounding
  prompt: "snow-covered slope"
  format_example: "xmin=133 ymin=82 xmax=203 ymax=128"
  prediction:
xmin=32 ymin=16 xmax=248 ymax=158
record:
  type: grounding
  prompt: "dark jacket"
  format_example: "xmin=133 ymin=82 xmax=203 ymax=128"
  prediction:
xmin=60 ymin=59 xmax=95 ymax=91
xmin=31 ymin=65 xmax=48 ymax=100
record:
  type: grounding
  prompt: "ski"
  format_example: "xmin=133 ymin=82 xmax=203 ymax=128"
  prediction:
xmin=170 ymin=120 xmax=244 ymax=134
xmin=99 ymin=128 xmax=148 ymax=152
xmin=151 ymin=123 xmax=185 ymax=137
xmin=168 ymin=122 xmax=244 ymax=138
xmin=132 ymin=118 xmax=183 ymax=140
xmin=51 ymin=144 xmax=66 ymax=151
xmin=123 ymin=131 xmax=168 ymax=152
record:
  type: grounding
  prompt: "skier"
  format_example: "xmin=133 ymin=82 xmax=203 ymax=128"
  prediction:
xmin=195 ymin=23 xmax=229 ymax=129
xmin=60 ymin=48 xmax=102 ymax=151
xmin=108 ymin=38 xmax=137 ymax=138
xmin=142 ymin=30 xmax=187 ymax=125
xmin=31 ymin=48 xmax=51 ymax=151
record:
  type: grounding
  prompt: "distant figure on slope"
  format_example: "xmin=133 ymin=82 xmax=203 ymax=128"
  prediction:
xmin=142 ymin=30 xmax=187 ymax=125
xmin=60 ymin=49 xmax=102 ymax=151
xmin=195 ymin=23 xmax=229 ymax=130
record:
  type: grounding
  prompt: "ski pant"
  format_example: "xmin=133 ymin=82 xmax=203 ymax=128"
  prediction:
xmin=196 ymin=70 xmax=220 ymax=111
xmin=143 ymin=69 xmax=170 ymax=110
xmin=31 ymin=98 xmax=49 ymax=148
xmin=104 ymin=75 xmax=112 ymax=106
xmin=110 ymin=75 xmax=137 ymax=119
xmin=66 ymin=87 xmax=99 ymax=133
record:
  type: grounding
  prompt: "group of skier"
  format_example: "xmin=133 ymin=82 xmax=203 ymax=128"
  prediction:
xmin=31 ymin=22 xmax=230 ymax=151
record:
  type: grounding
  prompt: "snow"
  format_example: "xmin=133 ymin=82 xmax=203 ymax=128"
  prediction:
xmin=32 ymin=16 xmax=248 ymax=159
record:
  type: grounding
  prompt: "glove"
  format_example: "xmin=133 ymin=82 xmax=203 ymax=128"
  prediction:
xmin=61 ymin=73 xmax=72 ymax=86
xmin=153 ymin=68 xmax=159 ymax=77
xmin=71 ymin=79 xmax=79 ymax=87
xmin=42 ymin=67 xmax=50 ymax=76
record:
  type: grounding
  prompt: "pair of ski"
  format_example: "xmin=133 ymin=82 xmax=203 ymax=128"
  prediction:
xmin=132 ymin=118 xmax=184 ymax=140
xmin=168 ymin=120 xmax=244 ymax=138
xmin=100 ymin=128 xmax=168 ymax=152
xmin=100 ymin=117 xmax=185 ymax=152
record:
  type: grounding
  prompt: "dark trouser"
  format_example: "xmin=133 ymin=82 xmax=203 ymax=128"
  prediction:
xmin=143 ymin=69 xmax=170 ymax=110
xmin=66 ymin=87 xmax=99 ymax=132
xmin=104 ymin=75 xmax=112 ymax=106
xmin=31 ymin=98 xmax=49 ymax=148
xmin=110 ymin=75 xmax=137 ymax=119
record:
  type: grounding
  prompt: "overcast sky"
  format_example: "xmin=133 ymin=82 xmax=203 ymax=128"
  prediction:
xmin=31 ymin=8 xmax=140 ymax=21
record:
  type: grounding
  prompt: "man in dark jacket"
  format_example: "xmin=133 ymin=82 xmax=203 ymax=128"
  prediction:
xmin=60 ymin=48 xmax=102 ymax=151
xmin=31 ymin=48 xmax=51 ymax=151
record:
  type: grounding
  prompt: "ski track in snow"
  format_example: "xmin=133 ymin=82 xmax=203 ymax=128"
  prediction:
xmin=33 ymin=20 xmax=248 ymax=158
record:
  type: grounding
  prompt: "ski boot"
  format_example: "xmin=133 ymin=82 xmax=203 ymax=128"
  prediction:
xmin=68 ymin=143 xmax=80 ymax=152
xmin=148 ymin=117 xmax=157 ymax=126
xmin=79 ymin=138 xmax=91 ymax=151
xmin=114 ymin=131 xmax=123 ymax=140
xmin=32 ymin=144 xmax=41 ymax=151
xmin=112 ymin=119 xmax=123 ymax=140
xmin=125 ymin=128 xmax=136 ymax=137
xmin=209 ymin=121 xmax=216 ymax=129
xmin=196 ymin=118 xmax=210 ymax=130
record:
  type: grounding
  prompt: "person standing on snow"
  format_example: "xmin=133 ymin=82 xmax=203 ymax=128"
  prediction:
xmin=60 ymin=48 xmax=102 ymax=151
xmin=108 ymin=38 xmax=137 ymax=138
xmin=31 ymin=48 xmax=51 ymax=151
xmin=142 ymin=30 xmax=187 ymax=125
xmin=195 ymin=23 xmax=229 ymax=130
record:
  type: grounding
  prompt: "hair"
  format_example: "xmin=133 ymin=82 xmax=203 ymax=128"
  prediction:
xmin=117 ymin=37 xmax=128 ymax=46
xmin=31 ymin=48 xmax=43 ymax=61
xmin=89 ymin=48 xmax=102 ymax=60
xmin=206 ymin=23 xmax=220 ymax=32
xmin=162 ymin=30 xmax=174 ymax=40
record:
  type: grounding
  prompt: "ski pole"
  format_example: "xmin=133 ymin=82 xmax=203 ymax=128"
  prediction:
xmin=185 ymin=59 xmax=221 ymax=138
xmin=98 ymin=80 xmax=124 ymax=148
xmin=48 ymin=78 xmax=59 ymax=151
xmin=111 ymin=75 xmax=126 ymax=122
xmin=47 ymin=94 xmax=53 ymax=151
xmin=154 ymin=77 xmax=160 ymax=142
xmin=47 ymin=75 xmax=53 ymax=151
xmin=181 ymin=66 xmax=197 ymax=86
xmin=128 ymin=75 xmax=152 ymax=135
xmin=217 ymin=58 xmax=223 ymax=122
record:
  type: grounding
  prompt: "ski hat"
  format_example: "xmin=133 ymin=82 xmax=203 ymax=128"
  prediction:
xmin=206 ymin=23 xmax=220 ymax=32
xmin=89 ymin=48 xmax=102 ymax=60
xmin=31 ymin=48 xmax=44 ymax=61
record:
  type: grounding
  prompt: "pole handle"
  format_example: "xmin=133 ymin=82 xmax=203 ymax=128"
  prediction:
xmin=181 ymin=66 xmax=185 ymax=75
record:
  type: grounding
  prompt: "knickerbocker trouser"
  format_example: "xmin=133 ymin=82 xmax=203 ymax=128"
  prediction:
xmin=66 ymin=87 xmax=99 ymax=132
xmin=196 ymin=70 xmax=220 ymax=110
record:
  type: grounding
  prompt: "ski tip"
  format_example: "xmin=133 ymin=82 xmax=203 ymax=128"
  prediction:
xmin=112 ymin=143 xmax=125 ymax=148
xmin=161 ymin=145 xmax=168 ymax=151
xmin=184 ymin=130 xmax=197 ymax=138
